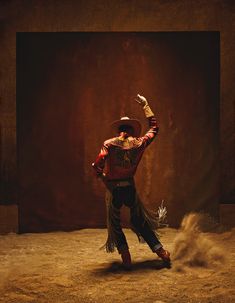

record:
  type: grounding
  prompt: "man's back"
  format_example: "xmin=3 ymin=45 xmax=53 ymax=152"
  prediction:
xmin=103 ymin=134 xmax=152 ymax=180
xmin=93 ymin=114 xmax=158 ymax=181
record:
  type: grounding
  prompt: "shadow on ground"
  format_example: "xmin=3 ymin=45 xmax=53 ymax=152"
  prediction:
xmin=91 ymin=259 xmax=171 ymax=275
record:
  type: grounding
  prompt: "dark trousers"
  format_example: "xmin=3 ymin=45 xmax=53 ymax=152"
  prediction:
xmin=110 ymin=185 xmax=162 ymax=254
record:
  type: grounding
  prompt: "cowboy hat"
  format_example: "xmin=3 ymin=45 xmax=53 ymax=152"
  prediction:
xmin=111 ymin=116 xmax=141 ymax=137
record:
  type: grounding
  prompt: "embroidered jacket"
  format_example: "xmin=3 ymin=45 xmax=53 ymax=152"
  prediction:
xmin=92 ymin=116 xmax=159 ymax=181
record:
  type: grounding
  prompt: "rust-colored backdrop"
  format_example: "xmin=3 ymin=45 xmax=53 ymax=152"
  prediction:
xmin=17 ymin=32 xmax=219 ymax=231
xmin=1 ymin=1 xmax=234 ymax=233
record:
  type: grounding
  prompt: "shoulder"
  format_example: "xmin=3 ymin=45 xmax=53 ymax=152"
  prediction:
xmin=129 ymin=136 xmax=145 ymax=146
xmin=104 ymin=137 xmax=118 ymax=148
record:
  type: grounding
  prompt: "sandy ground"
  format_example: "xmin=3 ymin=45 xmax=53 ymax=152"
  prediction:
xmin=0 ymin=218 xmax=235 ymax=303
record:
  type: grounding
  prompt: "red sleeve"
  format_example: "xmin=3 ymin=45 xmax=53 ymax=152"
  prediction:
xmin=140 ymin=116 xmax=159 ymax=148
xmin=92 ymin=143 xmax=109 ymax=177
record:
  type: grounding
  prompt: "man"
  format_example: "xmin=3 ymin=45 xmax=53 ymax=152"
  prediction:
xmin=92 ymin=94 xmax=170 ymax=269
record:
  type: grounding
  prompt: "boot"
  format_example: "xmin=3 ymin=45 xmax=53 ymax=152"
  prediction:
xmin=121 ymin=249 xmax=132 ymax=270
xmin=155 ymin=247 xmax=171 ymax=262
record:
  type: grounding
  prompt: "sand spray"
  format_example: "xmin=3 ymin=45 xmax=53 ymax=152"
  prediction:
xmin=171 ymin=213 xmax=226 ymax=268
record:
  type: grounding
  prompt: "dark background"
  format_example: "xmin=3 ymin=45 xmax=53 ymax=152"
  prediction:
xmin=16 ymin=32 xmax=219 ymax=231
xmin=0 ymin=1 xmax=234 ymax=233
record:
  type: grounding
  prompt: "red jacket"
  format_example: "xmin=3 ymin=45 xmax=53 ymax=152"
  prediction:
xmin=92 ymin=116 xmax=158 ymax=181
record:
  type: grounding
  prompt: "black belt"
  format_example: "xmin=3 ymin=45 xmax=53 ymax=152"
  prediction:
xmin=106 ymin=178 xmax=135 ymax=188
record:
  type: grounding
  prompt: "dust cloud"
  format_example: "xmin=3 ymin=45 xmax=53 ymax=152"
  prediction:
xmin=172 ymin=213 xmax=226 ymax=268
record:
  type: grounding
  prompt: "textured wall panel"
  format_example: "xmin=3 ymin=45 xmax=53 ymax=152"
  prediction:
xmin=0 ymin=0 xmax=234 ymax=232
xmin=17 ymin=32 xmax=219 ymax=230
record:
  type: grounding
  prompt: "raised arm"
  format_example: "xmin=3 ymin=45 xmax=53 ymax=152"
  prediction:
xmin=135 ymin=94 xmax=159 ymax=147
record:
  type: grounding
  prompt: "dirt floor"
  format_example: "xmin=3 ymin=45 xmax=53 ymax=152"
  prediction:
xmin=0 ymin=214 xmax=234 ymax=303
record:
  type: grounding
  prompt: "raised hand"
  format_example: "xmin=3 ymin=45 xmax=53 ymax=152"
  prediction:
xmin=135 ymin=94 xmax=148 ymax=107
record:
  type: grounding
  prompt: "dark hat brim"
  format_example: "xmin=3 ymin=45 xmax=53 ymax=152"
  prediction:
xmin=111 ymin=118 xmax=141 ymax=137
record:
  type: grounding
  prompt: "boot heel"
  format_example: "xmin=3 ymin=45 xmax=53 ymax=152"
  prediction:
xmin=121 ymin=249 xmax=132 ymax=270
